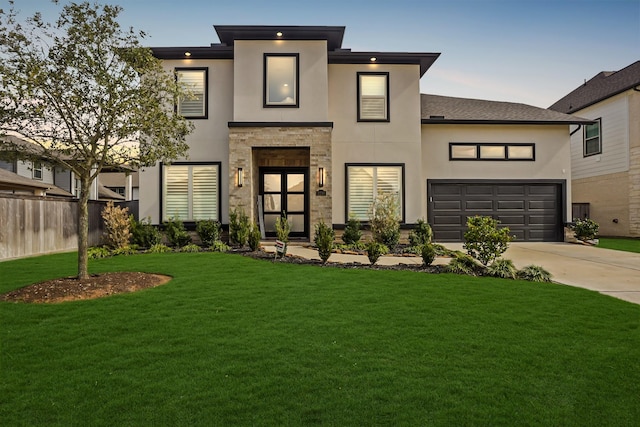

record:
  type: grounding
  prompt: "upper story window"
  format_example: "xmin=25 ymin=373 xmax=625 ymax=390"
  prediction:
xmin=176 ymin=68 xmax=208 ymax=119
xmin=264 ymin=53 xmax=299 ymax=108
xmin=357 ymin=72 xmax=389 ymax=122
xmin=32 ymin=162 xmax=43 ymax=180
xmin=584 ymin=118 xmax=601 ymax=157
xmin=449 ymin=143 xmax=535 ymax=161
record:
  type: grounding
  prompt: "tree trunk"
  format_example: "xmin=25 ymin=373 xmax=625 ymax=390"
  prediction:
xmin=77 ymin=177 xmax=92 ymax=280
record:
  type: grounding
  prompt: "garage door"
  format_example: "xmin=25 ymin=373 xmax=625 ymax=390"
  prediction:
xmin=428 ymin=181 xmax=564 ymax=242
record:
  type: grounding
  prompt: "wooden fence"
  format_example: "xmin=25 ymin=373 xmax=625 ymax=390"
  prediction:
xmin=0 ymin=194 xmax=106 ymax=261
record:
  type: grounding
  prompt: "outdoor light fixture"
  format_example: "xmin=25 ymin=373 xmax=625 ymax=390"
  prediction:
xmin=276 ymin=31 xmax=283 ymax=37
xmin=184 ymin=51 xmax=192 ymax=57
xmin=318 ymin=167 xmax=325 ymax=188
xmin=237 ymin=167 xmax=244 ymax=187
xmin=370 ymin=57 xmax=377 ymax=62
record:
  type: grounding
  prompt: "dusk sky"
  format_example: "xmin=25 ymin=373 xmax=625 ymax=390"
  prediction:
xmin=9 ymin=0 xmax=640 ymax=108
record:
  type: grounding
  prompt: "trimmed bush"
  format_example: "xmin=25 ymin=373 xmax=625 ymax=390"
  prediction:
xmin=486 ymin=258 xmax=517 ymax=279
xmin=368 ymin=192 xmax=401 ymax=249
xmin=409 ymin=219 xmax=433 ymax=247
xmin=88 ymin=246 xmax=111 ymax=259
xmin=229 ymin=207 xmax=251 ymax=247
xmin=342 ymin=214 xmax=363 ymax=245
xmin=517 ymin=265 xmax=553 ymax=282
xmin=180 ymin=243 xmax=201 ymax=253
xmin=463 ymin=215 xmax=513 ymax=266
xmin=445 ymin=253 xmax=482 ymax=276
xmin=421 ymin=243 xmax=436 ymax=266
xmin=366 ymin=241 xmax=388 ymax=265
xmin=210 ymin=241 xmax=230 ymax=253
xmin=130 ymin=216 xmax=161 ymax=248
xmin=314 ymin=219 xmax=335 ymax=263
xmin=196 ymin=219 xmax=222 ymax=247
xmin=572 ymin=218 xmax=599 ymax=241
xmin=164 ymin=217 xmax=192 ymax=247
xmin=248 ymin=223 xmax=262 ymax=252
xmin=148 ymin=243 xmax=172 ymax=253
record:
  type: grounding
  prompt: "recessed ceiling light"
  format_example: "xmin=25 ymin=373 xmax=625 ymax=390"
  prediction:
xmin=370 ymin=57 xmax=377 ymax=62
xmin=283 ymin=83 xmax=289 ymax=87
xmin=184 ymin=52 xmax=192 ymax=57
xmin=276 ymin=31 xmax=283 ymax=37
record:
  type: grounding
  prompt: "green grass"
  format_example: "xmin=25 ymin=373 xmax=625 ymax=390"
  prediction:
xmin=598 ymin=237 xmax=640 ymax=253
xmin=1 ymin=252 xmax=640 ymax=426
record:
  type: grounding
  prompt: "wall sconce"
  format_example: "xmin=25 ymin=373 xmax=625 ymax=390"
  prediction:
xmin=237 ymin=167 xmax=244 ymax=187
xmin=318 ymin=167 xmax=325 ymax=188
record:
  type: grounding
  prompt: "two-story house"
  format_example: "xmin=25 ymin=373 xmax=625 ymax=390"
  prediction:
xmin=140 ymin=25 xmax=590 ymax=242
xmin=550 ymin=61 xmax=640 ymax=237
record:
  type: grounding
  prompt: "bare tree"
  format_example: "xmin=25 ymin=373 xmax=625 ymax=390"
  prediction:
xmin=0 ymin=1 xmax=193 ymax=279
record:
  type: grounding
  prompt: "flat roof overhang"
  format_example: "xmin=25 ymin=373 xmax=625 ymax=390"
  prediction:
xmin=214 ymin=25 xmax=346 ymax=50
xmin=329 ymin=51 xmax=440 ymax=77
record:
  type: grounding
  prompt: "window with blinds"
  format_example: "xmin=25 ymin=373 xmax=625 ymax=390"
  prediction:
xmin=358 ymin=73 xmax=389 ymax=121
xmin=163 ymin=164 xmax=219 ymax=221
xmin=176 ymin=68 xmax=207 ymax=118
xmin=347 ymin=165 xmax=403 ymax=221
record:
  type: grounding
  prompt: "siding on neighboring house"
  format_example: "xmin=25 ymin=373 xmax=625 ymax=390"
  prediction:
xmin=16 ymin=160 xmax=55 ymax=184
xmin=570 ymin=92 xmax=630 ymax=179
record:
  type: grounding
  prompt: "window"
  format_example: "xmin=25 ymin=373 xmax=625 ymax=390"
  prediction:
xmin=346 ymin=164 xmax=403 ymax=221
xmin=74 ymin=178 xmax=81 ymax=198
xmin=584 ymin=118 xmax=601 ymax=156
xmin=162 ymin=163 xmax=220 ymax=222
xmin=357 ymin=72 xmax=389 ymax=122
xmin=176 ymin=68 xmax=207 ymax=118
xmin=449 ymin=143 xmax=535 ymax=161
xmin=32 ymin=162 xmax=42 ymax=180
xmin=108 ymin=187 xmax=125 ymax=197
xmin=264 ymin=54 xmax=299 ymax=107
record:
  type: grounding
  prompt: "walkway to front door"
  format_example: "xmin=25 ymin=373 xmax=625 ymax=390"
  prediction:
xmin=260 ymin=167 xmax=308 ymax=238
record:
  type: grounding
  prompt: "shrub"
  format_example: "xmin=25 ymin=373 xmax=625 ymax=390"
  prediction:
xmin=463 ymin=216 xmax=513 ymax=266
xmin=445 ymin=253 xmax=482 ymax=276
xmin=432 ymin=243 xmax=454 ymax=257
xmin=572 ymin=218 xmax=599 ymax=241
xmin=486 ymin=258 xmax=517 ymax=279
xmin=101 ymin=201 xmax=131 ymax=250
xmin=88 ymin=246 xmax=111 ymax=259
xmin=366 ymin=241 xmax=388 ymax=265
xmin=229 ymin=207 xmax=250 ymax=247
xmin=421 ymin=243 xmax=436 ymax=266
xmin=248 ymin=223 xmax=262 ymax=252
xmin=314 ymin=219 xmax=335 ymax=263
xmin=180 ymin=243 xmax=201 ymax=253
xmin=409 ymin=219 xmax=433 ymax=247
xmin=164 ymin=217 xmax=192 ymax=247
xmin=342 ymin=214 xmax=363 ymax=245
xmin=210 ymin=241 xmax=230 ymax=253
xmin=517 ymin=265 xmax=553 ymax=282
xmin=130 ymin=216 xmax=161 ymax=248
xmin=368 ymin=192 xmax=401 ymax=249
xmin=196 ymin=219 xmax=221 ymax=247
xmin=148 ymin=243 xmax=172 ymax=253
xmin=275 ymin=213 xmax=291 ymax=257
xmin=111 ymin=246 xmax=137 ymax=256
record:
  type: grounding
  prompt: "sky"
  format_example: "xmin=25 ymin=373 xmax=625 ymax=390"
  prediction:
xmin=7 ymin=0 xmax=640 ymax=108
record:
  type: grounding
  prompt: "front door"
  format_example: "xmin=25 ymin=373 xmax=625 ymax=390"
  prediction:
xmin=260 ymin=168 xmax=308 ymax=238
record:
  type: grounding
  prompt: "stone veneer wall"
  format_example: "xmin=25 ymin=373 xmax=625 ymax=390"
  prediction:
xmin=228 ymin=126 xmax=332 ymax=238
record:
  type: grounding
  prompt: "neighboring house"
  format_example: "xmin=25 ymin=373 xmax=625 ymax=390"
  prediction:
xmin=0 ymin=134 xmax=125 ymax=201
xmin=99 ymin=170 xmax=139 ymax=201
xmin=140 ymin=25 xmax=589 ymax=242
xmin=550 ymin=61 xmax=640 ymax=237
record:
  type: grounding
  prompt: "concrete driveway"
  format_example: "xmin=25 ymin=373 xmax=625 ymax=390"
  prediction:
xmin=446 ymin=242 xmax=640 ymax=304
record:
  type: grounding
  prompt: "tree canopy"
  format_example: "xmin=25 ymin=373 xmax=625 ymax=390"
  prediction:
xmin=0 ymin=1 xmax=193 ymax=278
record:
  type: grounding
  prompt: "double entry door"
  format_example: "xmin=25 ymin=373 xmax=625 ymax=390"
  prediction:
xmin=260 ymin=167 xmax=308 ymax=238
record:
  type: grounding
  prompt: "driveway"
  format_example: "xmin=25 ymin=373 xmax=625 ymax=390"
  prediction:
xmin=446 ymin=242 xmax=640 ymax=304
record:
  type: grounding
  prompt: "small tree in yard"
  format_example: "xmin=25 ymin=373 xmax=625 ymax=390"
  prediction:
xmin=314 ymin=219 xmax=335 ymax=263
xmin=101 ymin=201 xmax=131 ymax=250
xmin=368 ymin=192 xmax=401 ymax=249
xmin=463 ymin=216 xmax=513 ymax=266
xmin=0 ymin=2 xmax=192 ymax=279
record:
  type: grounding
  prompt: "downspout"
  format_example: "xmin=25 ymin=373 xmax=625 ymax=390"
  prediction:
xmin=570 ymin=124 xmax=582 ymax=136
xmin=633 ymin=85 xmax=640 ymax=92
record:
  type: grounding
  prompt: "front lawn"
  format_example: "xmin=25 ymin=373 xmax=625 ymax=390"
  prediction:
xmin=598 ymin=237 xmax=640 ymax=254
xmin=1 ymin=252 xmax=639 ymax=426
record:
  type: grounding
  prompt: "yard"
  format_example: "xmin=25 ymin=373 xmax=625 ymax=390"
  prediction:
xmin=598 ymin=237 xmax=640 ymax=254
xmin=1 ymin=251 xmax=639 ymax=426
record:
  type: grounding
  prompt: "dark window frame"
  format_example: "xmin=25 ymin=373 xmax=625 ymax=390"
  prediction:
xmin=175 ymin=67 xmax=209 ymax=120
xmin=583 ymin=118 xmax=602 ymax=157
xmin=263 ymin=53 xmax=300 ymax=108
xmin=159 ymin=161 xmax=222 ymax=224
xmin=357 ymin=72 xmax=390 ymax=122
xmin=449 ymin=143 xmax=536 ymax=161
xmin=344 ymin=163 xmax=405 ymax=223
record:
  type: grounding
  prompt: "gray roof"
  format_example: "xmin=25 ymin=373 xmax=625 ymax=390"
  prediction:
xmin=0 ymin=168 xmax=72 ymax=197
xmin=549 ymin=61 xmax=640 ymax=114
xmin=421 ymin=94 xmax=591 ymax=124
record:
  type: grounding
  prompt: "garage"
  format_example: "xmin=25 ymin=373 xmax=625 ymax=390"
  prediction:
xmin=428 ymin=180 xmax=565 ymax=242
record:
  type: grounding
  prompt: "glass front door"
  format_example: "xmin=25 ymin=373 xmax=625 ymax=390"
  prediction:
xmin=260 ymin=168 xmax=308 ymax=238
